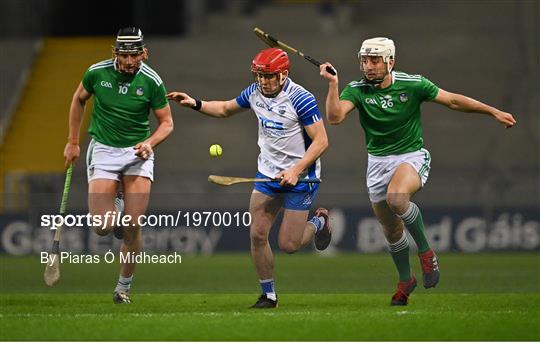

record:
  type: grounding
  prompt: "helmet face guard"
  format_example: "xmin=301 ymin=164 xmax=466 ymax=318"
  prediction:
xmin=358 ymin=37 xmax=395 ymax=85
xmin=113 ymin=27 xmax=146 ymax=75
xmin=251 ymin=48 xmax=290 ymax=97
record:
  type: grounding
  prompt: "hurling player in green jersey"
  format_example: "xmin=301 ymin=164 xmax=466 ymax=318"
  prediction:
xmin=63 ymin=27 xmax=173 ymax=304
xmin=319 ymin=37 xmax=515 ymax=306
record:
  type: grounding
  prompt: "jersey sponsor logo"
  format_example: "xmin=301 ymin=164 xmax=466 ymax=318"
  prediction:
xmin=136 ymin=87 xmax=144 ymax=96
xmin=255 ymin=101 xmax=266 ymax=109
xmin=399 ymin=93 xmax=409 ymax=102
xmin=100 ymin=81 xmax=113 ymax=88
xmin=258 ymin=115 xmax=284 ymax=130
xmin=365 ymin=98 xmax=377 ymax=105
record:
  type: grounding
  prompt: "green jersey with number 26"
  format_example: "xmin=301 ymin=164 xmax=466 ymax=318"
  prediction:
xmin=340 ymin=71 xmax=439 ymax=156
xmin=82 ymin=59 xmax=168 ymax=148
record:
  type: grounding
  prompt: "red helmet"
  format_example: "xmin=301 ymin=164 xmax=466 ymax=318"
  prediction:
xmin=251 ymin=48 xmax=290 ymax=74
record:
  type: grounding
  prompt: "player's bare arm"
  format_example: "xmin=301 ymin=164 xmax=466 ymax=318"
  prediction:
xmin=167 ymin=92 xmax=246 ymax=118
xmin=64 ymin=82 xmax=92 ymax=167
xmin=319 ymin=62 xmax=355 ymax=124
xmin=134 ymin=105 xmax=174 ymax=160
xmin=276 ymin=121 xmax=328 ymax=187
xmin=196 ymin=99 xmax=246 ymax=118
xmin=433 ymin=89 xmax=516 ymax=128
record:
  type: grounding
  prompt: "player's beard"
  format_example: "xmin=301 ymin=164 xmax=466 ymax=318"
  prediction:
xmin=260 ymin=84 xmax=282 ymax=98
xmin=115 ymin=57 xmax=141 ymax=75
xmin=362 ymin=67 xmax=389 ymax=85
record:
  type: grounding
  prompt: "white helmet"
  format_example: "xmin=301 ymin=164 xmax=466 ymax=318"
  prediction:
xmin=358 ymin=37 xmax=395 ymax=63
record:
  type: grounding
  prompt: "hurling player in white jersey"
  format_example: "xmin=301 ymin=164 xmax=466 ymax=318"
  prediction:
xmin=168 ymin=48 xmax=331 ymax=308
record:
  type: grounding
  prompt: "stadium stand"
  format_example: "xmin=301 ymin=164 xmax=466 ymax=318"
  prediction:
xmin=1 ymin=1 xmax=538 ymax=212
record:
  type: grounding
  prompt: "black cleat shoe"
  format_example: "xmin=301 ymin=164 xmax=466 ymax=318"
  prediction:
xmin=250 ymin=294 xmax=278 ymax=309
xmin=314 ymin=208 xmax=331 ymax=251
xmin=391 ymin=276 xmax=417 ymax=306
xmin=112 ymin=192 xmax=124 ymax=240
xmin=419 ymin=249 xmax=440 ymax=289
xmin=113 ymin=291 xmax=131 ymax=304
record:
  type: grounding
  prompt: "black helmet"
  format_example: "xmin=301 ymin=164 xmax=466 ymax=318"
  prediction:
xmin=114 ymin=27 xmax=145 ymax=54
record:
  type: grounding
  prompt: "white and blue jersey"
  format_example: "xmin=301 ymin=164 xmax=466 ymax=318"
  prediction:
xmin=236 ymin=78 xmax=322 ymax=179
xmin=236 ymin=78 xmax=322 ymax=210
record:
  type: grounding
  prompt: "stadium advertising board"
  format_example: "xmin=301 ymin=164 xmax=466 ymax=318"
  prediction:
xmin=1 ymin=207 xmax=538 ymax=255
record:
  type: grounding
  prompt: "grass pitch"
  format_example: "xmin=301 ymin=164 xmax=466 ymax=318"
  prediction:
xmin=1 ymin=253 xmax=539 ymax=340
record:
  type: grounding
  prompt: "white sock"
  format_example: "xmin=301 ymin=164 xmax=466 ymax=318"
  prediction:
xmin=308 ymin=216 xmax=326 ymax=233
xmin=266 ymin=292 xmax=277 ymax=301
xmin=115 ymin=274 xmax=133 ymax=293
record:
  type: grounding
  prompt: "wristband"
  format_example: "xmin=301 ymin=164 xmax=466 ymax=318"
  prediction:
xmin=67 ymin=138 xmax=78 ymax=145
xmin=192 ymin=99 xmax=202 ymax=111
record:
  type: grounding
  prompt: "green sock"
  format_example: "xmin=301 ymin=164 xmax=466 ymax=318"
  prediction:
xmin=388 ymin=232 xmax=411 ymax=281
xmin=399 ymin=202 xmax=430 ymax=253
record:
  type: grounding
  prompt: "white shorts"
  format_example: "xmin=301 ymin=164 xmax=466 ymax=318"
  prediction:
xmin=86 ymin=139 xmax=154 ymax=183
xmin=366 ymin=148 xmax=431 ymax=203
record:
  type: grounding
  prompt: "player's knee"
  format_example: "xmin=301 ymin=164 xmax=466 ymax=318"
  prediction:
xmin=386 ymin=193 xmax=409 ymax=215
xmin=89 ymin=211 xmax=116 ymax=236
xmin=93 ymin=225 xmax=112 ymax=236
xmin=278 ymin=240 xmax=300 ymax=254
xmin=122 ymin=226 xmax=141 ymax=245
xmin=250 ymin=229 xmax=268 ymax=247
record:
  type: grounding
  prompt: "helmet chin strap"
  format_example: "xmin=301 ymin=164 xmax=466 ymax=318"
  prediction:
xmin=279 ymin=73 xmax=286 ymax=86
xmin=363 ymin=75 xmax=385 ymax=85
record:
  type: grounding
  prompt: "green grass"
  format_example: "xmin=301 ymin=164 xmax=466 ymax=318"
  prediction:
xmin=2 ymin=253 xmax=539 ymax=293
xmin=1 ymin=253 xmax=539 ymax=340
xmin=1 ymin=293 xmax=538 ymax=341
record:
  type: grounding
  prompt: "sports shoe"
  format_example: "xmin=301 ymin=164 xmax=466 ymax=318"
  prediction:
xmin=314 ymin=208 xmax=331 ymax=250
xmin=113 ymin=291 xmax=131 ymax=304
xmin=250 ymin=294 xmax=278 ymax=309
xmin=419 ymin=249 xmax=440 ymax=288
xmin=391 ymin=276 xmax=417 ymax=306
xmin=113 ymin=192 xmax=124 ymax=240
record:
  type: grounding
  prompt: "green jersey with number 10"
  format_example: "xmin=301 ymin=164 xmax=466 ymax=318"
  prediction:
xmin=82 ymin=59 xmax=168 ymax=148
xmin=340 ymin=71 xmax=439 ymax=156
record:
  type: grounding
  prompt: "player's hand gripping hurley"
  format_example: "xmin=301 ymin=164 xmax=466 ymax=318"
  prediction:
xmin=43 ymin=164 xmax=73 ymax=287
xmin=208 ymin=175 xmax=321 ymax=186
xmin=253 ymin=27 xmax=336 ymax=76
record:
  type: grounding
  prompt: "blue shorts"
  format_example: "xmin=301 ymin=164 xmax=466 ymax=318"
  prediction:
xmin=253 ymin=172 xmax=319 ymax=211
